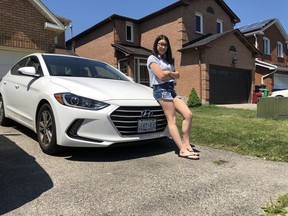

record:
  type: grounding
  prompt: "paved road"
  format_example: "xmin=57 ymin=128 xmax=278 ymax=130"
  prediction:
xmin=1 ymin=123 xmax=288 ymax=216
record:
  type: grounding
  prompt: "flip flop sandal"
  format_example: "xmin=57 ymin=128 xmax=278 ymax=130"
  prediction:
xmin=178 ymin=154 xmax=200 ymax=160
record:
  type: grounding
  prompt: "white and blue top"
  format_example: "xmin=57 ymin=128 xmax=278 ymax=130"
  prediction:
xmin=147 ymin=55 xmax=175 ymax=87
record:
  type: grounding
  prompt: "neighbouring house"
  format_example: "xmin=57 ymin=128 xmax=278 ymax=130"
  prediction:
xmin=66 ymin=0 xmax=260 ymax=104
xmin=0 ymin=0 xmax=72 ymax=78
xmin=239 ymin=18 xmax=288 ymax=92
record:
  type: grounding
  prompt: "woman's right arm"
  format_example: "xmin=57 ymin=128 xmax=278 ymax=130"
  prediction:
xmin=149 ymin=62 xmax=173 ymax=81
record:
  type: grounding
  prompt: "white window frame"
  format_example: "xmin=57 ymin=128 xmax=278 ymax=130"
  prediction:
xmin=195 ymin=12 xmax=203 ymax=34
xmin=263 ymin=37 xmax=270 ymax=55
xmin=216 ymin=19 xmax=223 ymax=33
xmin=118 ymin=58 xmax=128 ymax=75
xmin=277 ymin=41 xmax=283 ymax=58
xmin=135 ymin=58 xmax=149 ymax=85
xmin=126 ymin=21 xmax=134 ymax=42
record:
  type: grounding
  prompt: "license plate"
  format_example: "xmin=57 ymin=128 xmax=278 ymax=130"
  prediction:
xmin=138 ymin=119 xmax=156 ymax=133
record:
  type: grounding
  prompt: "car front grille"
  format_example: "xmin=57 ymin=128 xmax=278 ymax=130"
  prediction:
xmin=110 ymin=106 xmax=167 ymax=136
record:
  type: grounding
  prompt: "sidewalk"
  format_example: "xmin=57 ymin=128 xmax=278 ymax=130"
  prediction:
xmin=216 ymin=103 xmax=257 ymax=110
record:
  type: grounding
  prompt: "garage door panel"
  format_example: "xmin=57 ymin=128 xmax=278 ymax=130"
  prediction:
xmin=209 ymin=67 xmax=251 ymax=104
xmin=0 ymin=49 xmax=32 ymax=78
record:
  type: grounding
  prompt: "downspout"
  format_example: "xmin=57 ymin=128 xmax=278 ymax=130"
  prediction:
xmin=255 ymin=59 xmax=278 ymax=84
xmin=196 ymin=47 xmax=202 ymax=101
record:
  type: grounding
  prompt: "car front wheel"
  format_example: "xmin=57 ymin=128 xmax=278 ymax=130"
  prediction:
xmin=36 ymin=103 xmax=61 ymax=155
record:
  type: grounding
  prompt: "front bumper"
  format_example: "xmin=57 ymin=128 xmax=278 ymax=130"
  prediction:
xmin=52 ymin=101 xmax=168 ymax=147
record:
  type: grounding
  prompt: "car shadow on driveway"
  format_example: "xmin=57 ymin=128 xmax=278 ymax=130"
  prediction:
xmin=0 ymin=134 xmax=53 ymax=215
xmin=57 ymin=138 xmax=177 ymax=162
xmin=5 ymin=121 xmax=179 ymax=163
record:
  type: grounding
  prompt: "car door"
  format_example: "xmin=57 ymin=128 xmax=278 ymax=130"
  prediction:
xmin=3 ymin=56 xmax=43 ymax=129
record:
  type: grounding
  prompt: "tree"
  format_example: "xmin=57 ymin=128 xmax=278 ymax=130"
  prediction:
xmin=187 ymin=88 xmax=202 ymax=107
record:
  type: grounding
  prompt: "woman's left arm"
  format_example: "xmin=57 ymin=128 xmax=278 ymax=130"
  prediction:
xmin=168 ymin=70 xmax=180 ymax=79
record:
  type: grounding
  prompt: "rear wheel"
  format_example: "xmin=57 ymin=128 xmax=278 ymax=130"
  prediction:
xmin=36 ymin=103 xmax=61 ymax=155
xmin=0 ymin=96 xmax=10 ymax=126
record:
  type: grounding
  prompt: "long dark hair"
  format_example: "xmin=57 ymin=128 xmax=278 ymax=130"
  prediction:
xmin=152 ymin=35 xmax=173 ymax=65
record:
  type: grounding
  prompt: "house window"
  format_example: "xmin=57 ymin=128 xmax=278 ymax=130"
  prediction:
xmin=195 ymin=12 xmax=203 ymax=34
xmin=207 ymin=7 xmax=214 ymax=14
xmin=277 ymin=41 xmax=283 ymax=58
xmin=216 ymin=19 xmax=223 ymax=33
xmin=229 ymin=45 xmax=237 ymax=52
xmin=126 ymin=22 xmax=134 ymax=42
xmin=54 ymin=36 xmax=58 ymax=45
xmin=263 ymin=37 xmax=270 ymax=55
xmin=135 ymin=58 xmax=149 ymax=86
xmin=118 ymin=58 xmax=128 ymax=75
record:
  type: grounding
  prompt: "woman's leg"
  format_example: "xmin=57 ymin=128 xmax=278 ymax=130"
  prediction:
xmin=158 ymin=100 xmax=190 ymax=155
xmin=173 ymin=97 xmax=194 ymax=152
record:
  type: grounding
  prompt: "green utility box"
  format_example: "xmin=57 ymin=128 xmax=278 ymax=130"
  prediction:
xmin=257 ymin=97 xmax=288 ymax=119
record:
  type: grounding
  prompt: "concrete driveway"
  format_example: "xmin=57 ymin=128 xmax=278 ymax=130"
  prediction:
xmin=1 ymin=123 xmax=287 ymax=216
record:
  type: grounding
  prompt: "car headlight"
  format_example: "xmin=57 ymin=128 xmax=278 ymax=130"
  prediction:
xmin=54 ymin=93 xmax=109 ymax=110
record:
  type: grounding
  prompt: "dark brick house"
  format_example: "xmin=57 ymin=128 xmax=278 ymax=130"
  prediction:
xmin=67 ymin=0 xmax=260 ymax=104
xmin=0 ymin=0 xmax=71 ymax=77
xmin=240 ymin=18 xmax=288 ymax=93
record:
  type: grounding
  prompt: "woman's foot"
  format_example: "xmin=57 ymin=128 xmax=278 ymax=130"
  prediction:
xmin=185 ymin=144 xmax=199 ymax=156
xmin=178 ymin=152 xmax=199 ymax=160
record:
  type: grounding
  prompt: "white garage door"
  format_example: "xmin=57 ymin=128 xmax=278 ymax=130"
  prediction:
xmin=0 ymin=49 xmax=33 ymax=78
xmin=274 ymin=73 xmax=288 ymax=91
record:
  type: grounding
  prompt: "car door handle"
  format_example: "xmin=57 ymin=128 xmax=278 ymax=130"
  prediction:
xmin=15 ymin=85 xmax=20 ymax=89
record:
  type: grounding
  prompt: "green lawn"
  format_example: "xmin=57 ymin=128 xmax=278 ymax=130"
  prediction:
xmin=177 ymin=105 xmax=288 ymax=162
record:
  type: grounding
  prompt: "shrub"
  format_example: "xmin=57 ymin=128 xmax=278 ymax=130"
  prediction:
xmin=187 ymin=88 xmax=202 ymax=107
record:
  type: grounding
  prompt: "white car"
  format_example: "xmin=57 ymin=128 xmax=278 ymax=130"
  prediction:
xmin=0 ymin=53 xmax=168 ymax=155
xmin=269 ymin=89 xmax=288 ymax=97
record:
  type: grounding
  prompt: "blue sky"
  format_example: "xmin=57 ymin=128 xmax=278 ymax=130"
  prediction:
xmin=41 ymin=0 xmax=288 ymax=39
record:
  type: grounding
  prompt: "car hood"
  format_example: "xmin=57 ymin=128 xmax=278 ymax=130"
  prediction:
xmin=50 ymin=77 xmax=154 ymax=101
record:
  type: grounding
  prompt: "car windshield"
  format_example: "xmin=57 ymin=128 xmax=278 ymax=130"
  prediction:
xmin=42 ymin=55 xmax=130 ymax=81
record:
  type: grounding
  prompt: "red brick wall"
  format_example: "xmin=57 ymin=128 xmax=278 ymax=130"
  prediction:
xmin=74 ymin=22 xmax=116 ymax=66
xmin=140 ymin=0 xmax=250 ymax=99
xmin=0 ymin=0 xmax=62 ymax=52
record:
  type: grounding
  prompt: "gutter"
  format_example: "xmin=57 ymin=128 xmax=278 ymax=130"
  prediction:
xmin=255 ymin=59 xmax=277 ymax=84
xmin=29 ymin=0 xmax=65 ymax=33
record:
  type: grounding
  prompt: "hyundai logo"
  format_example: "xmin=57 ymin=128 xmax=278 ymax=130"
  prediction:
xmin=141 ymin=109 xmax=153 ymax=117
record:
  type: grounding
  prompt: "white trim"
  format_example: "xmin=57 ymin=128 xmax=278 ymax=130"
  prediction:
xmin=255 ymin=59 xmax=277 ymax=84
xmin=277 ymin=41 xmax=284 ymax=58
xmin=195 ymin=12 xmax=203 ymax=34
xmin=263 ymin=37 xmax=270 ymax=55
xmin=126 ymin=22 xmax=134 ymax=42
xmin=216 ymin=19 xmax=223 ymax=33
xmin=28 ymin=0 xmax=65 ymax=32
xmin=0 ymin=45 xmax=45 ymax=53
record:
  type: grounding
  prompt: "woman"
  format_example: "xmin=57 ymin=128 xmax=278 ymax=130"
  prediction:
xmin=147 ymin=35 xmax=199 ymax=160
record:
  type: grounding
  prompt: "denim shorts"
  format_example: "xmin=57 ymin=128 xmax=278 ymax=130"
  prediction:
xmin=153 ymin=82 xmax=178 ymax=101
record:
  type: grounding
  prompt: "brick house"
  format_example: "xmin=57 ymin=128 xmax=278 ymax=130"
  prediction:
xmin=240 ymin=18 xmax=288 ymax=92
xmin=66 ymin=0 xmax=260 ymax=104
xmin=0 ymin=0 xmax=71 ymax=77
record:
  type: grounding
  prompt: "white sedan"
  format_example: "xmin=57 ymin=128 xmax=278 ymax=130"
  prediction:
xmin=0 ymin=53 xmax=168 ymax=155
xmin=269 ymin=89 xmax=288 ymax=97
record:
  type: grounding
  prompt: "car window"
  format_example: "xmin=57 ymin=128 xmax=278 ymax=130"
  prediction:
xmin=11 ymin=57 xmax=29 ymax=75
xmin=27 ymin=56 xmax=43 ymax=75
xmin=42 ymin=55 xmax=129 ymax=81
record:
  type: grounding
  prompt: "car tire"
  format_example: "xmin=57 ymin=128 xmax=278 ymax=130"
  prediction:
xmin=0 ymin=95 xmax=10 ymax=126
xmin=36 ymin=103 xmax=61 ymax=155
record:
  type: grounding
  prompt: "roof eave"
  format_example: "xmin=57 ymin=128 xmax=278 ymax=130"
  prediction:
xmin=28 ymin=0 xmax=66 ymax=33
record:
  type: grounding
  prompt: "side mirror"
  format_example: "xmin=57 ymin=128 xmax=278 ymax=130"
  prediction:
xmin=18 ymin=67 xmax=40 ymax=77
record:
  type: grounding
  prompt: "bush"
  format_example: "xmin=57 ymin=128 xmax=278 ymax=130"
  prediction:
xmin=187 ymin=88 xmax=202 ymax=107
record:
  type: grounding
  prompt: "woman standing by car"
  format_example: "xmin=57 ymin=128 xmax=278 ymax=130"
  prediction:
xmin=147 ymin=35 xmax=199 ymax=160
